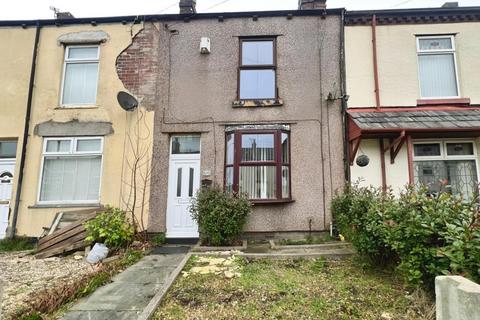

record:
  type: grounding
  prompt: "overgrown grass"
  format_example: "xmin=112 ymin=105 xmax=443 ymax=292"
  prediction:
xmin=14 ymin=249 xmax=144 ymax=320
xmin=155 ymin=256 xmax=435 ymax=320
xmin=279 ymin=234 xmax=334 ymax=246
xmin=0 ymin=237 xmax=35 ymax=252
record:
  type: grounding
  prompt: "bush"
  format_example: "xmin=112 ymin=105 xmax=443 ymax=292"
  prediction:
xmin=84 ymin=206 xmax=134 ymax=249
xmin=333 ymin=183 xmax=480 ymax=287
xmin=151 ymin=233 xmax=166 ymax=246
xmin=0 ymin=237 xmax=35 ymax=252
xmin=190 ymin=186 xmax=252 ymax=246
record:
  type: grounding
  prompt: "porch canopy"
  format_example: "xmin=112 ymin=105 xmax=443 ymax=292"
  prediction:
xmin=347 ymin=107 xmax=480 ymax=165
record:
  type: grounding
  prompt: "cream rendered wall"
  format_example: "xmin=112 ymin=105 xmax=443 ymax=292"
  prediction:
xmin=346 ymin=22 xmax=480 ymax=107
xmin=351 ymin=139 xmax=409 ymax=194
xmin=0 ymin=27 xmax=36 ymax=234
xmin=14 ymin=23 xmax=154 ymax=237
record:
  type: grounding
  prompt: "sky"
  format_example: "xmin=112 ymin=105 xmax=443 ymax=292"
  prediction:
xmin=1 ymin=0 xmax=479 ymax=20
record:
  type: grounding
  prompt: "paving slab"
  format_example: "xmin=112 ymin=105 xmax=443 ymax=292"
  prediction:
xmin=62 ymin=251 xmax=188 ymax=320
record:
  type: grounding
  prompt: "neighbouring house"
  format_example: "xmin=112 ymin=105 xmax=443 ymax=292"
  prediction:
xmin=0 ymin=12 xmax=154 ymax=238
xmin=345 ymin=3 xmax=480 ymax=199
xmin=116 ymin=0 xmax=346 ymax=239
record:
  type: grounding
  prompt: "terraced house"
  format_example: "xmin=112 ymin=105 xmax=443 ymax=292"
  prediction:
xmin=0 ymin=0 xmax=346 ymax=240
xmin=0 ymin=12 xmax=154 ymax=238
xmin=346 ymin=3 xmax=480 ymax=199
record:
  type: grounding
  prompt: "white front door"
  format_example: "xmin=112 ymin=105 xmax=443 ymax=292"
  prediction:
xmin=166 ymin=136 xmax=201 ymax=238
xmin=0 ymin=160 xmax=15 ymax=239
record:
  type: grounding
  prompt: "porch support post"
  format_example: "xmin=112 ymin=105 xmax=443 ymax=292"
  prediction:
xmin=379 ymin=138 xmax=387 ymax=192
xmin=407 ymin=135 xmax=414 ymax=185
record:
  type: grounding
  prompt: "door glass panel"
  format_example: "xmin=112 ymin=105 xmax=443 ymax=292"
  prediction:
xmin=176 ymin=168 xmax=182 ymax=197
xmin=188 ymin=168 xmax=194 ymax=197
xmin=172 ymin=136 xmax=200 ymax=154
xmin=446 ymin=143 xmax=474 ymax=156
xmin=414 ymin=143 xmax=441 ymax=157
xmin=0 ymin=141 xmax=17 ymax=158
xmin=241 ymin=134 xmax=275 ymax=162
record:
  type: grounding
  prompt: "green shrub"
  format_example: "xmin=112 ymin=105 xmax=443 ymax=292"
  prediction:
xmin=189 ymin=186 xmax=252 ymax=246
xmin=84 ymin=206 xmax=134 ymax=249
xmin=0 ymin=237 xmax=35 ymax=252
xmin=151 ymin=233 xmax=166 ymax=246
xmin=333 ymin=183 xmax=480 ymax=287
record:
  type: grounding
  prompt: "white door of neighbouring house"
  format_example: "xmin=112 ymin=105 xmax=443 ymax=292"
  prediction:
xmin=166 ymin=136 xmax=201 ymax=238
xmin=0 ymin=160 xmax=15 ymax=239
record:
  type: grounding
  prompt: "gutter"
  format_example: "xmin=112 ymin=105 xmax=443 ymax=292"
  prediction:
xmin=0 ymin=8 xmax=345 ymax=27
xmin=8 ymin=22 xmax=41 ymax=238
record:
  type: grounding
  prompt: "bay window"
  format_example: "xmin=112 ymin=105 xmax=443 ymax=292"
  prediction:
xmin=413 ymin=141 xmax=478 ymax=199
xmin=39 ymin=137 xmax=103 ymax=204
xmin=416 ymin=35 xmax=459 ymax=98
xmin=225 ymin=129 xmax=291 ymax=202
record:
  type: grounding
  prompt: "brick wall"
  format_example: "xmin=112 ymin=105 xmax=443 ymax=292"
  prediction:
xmin=116 ymin=22 xmax=160 ymax=110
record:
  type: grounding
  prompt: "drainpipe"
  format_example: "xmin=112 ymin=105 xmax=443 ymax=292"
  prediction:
xmin=371 ymin=14 xmax=381 ymax=110
xmin=340 ymin=9 xmax=350 ymax=182
xmin=8 ymin=22 xmax=41 ymax=238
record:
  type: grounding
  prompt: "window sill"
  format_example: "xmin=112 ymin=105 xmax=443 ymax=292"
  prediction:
xmin=29 ymin=203 xmax=102 ymax=209
xmin=252 ymin=199 xmax=295 ymax=205
xmin=55 ymin=105 xmax=99 ymax=110
xmin=417 ymin=98 xmax=471 ymax=106
xmin=232 ymin=99 xmax=284 ymax=108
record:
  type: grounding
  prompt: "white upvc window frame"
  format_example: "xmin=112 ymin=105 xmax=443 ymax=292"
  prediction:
xmin=60 ymin=45 xmax=100 ymax=107
xmin=413 ymin=140 xmax=479 ymax=184
xmin=416 ymin=35 xmax=461 ymax=99
xmin=37 ymin=136 xmax=104 ymax=205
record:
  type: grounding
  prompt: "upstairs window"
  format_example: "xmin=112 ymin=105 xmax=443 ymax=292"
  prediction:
xmin=225 ymin=129 xmax=291 ymax=202
xmin=239 ymin=38 xmax=276 ymax=100
xmin=61 ymin=46 xmax=100 ymax=106
xmin=39 ymin=137 xmax=103 ymax=203
xmin=417 ymin=36 xmax=459 ymax=98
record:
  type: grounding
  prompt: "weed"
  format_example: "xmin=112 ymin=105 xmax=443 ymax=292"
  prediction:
xmin=0 ymin=237 xmax=35 ymax=252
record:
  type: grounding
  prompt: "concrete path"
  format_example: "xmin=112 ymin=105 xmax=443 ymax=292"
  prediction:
xmin=62 ymin=247 xmax=189 ymax=320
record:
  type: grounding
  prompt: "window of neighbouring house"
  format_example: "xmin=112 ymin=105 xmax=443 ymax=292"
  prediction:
xmin=39 ymin=137 xmax=103 ymax=203
xmin=413 ymin=141 xmax=478 ymax=199
xmin=239 ymin=38 xmax=276 ymax=100
xmin=225 ymin=129 xmax=291 ymax=202
xmin=61 ymin=46 xmax=100 ymax=105
xmin=416 ymin=36 xmax=459 ymax=98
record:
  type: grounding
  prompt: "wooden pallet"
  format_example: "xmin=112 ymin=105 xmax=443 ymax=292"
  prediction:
xmin=36 ymin=208 xmax=102 ymax=259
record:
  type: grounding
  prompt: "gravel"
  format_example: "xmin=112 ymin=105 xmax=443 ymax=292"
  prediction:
xmin=0 ymin=251 xmax=94 ymax=318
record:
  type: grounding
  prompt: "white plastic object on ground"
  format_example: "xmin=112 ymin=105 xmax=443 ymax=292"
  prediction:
xmin=86 ymin=243 xmax=109 ymax=264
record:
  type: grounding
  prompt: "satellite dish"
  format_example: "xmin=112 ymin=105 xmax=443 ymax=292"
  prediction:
xmin=117 ymin=91 xmax=138 ymax=111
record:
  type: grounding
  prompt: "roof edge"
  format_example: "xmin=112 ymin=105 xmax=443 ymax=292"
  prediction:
xmin=0 ymin=8 xmax=345 ymax=27
xmin=346 ymin=6 xmax=480 ymax=26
